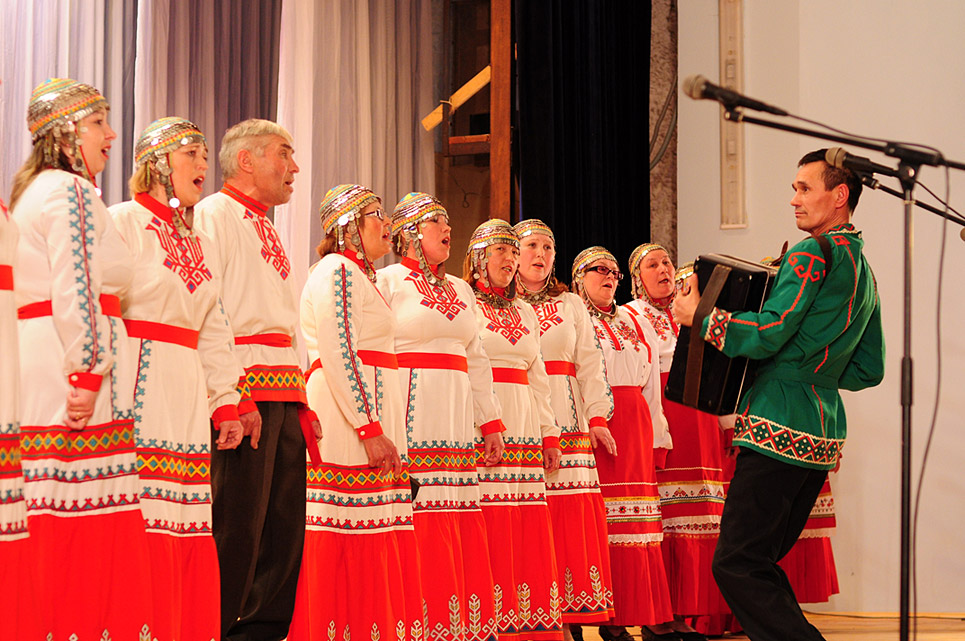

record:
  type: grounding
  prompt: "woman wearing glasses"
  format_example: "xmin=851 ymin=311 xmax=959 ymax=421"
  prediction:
xmin=571 ymin=247 xmax=676 ymax=641
xmin=289 ymin=185 xmax=422 ymax=640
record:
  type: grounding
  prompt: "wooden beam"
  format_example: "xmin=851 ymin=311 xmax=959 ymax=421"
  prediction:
xmin=490 ymin=0 xmax=511 ymax=221
xmin=421 ymin=66 xmax=492 ymax=132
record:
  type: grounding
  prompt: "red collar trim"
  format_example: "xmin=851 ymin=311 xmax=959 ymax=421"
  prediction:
xmin=401 ymin=256 xmax=441 ymax=275
xmin=339 ymin=250 xmax=368 ymax=272
xmin=135 ymin=192 xmax=175 ymax=226
xmin=221 ymin=184 xmax=268 ymax=216
xmin=477 ymin=282 xmax=508 ymax=298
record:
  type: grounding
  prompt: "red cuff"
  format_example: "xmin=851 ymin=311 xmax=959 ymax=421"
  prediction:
xmin=479 ymin=419 xmax=506 ymax=436
xmin=68 ymin=372 xmax=103 ymax=392
xmin=542 ymin=436 xmax=561 ymax=451
xmin=356 ymin=420 xmax=383 ymax=440
xmin=588 ymin=416 xmax=608 ymax=429
xmin=212 ymin=404 xmax=240 ymax=428
xmin=300 ymin=407 xmax=319 ymax=425
xmin=237 ymin=400 xmax=259 ymax=415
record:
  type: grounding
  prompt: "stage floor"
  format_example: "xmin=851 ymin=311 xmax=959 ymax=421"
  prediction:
xmin=580 ymin=612 xmax=965 ymax=640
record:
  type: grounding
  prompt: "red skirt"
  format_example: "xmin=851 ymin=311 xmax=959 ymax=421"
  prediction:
xmin=481 ymin=502 xmax=563 ymax=639
xmin=145 ymin=531 xmax=220 ymax=641
xmin=290 ymin=527 xmax=423 ymax=641
xmin=778 ymin=478 xmax=839 ymax=603
xmin=595 ymin=386 xmax=672 ymax=626
xmin=657 ymin=372 xmax=726 ymax=616
xmin=413 ymin=510 xmax=499 ymax=641
xmin=23 ymin=511 xmax=153 ymax=640
xmin=547 ymin=491 xmax=614 ymax=623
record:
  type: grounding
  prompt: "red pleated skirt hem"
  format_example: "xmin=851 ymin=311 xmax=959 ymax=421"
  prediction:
xmin=23 ymin=510 xmax=153 ymax=640
xmin=290 ymin=527 xmax=424 ymax=641
xmin=608 ymin=542 xmax=673 ymax=626
xmin=779 ymin=536 xmax=840 ymax=603
xmin=660 ymin=533 xmax=727 ymax=616
xmin=547 ymin=492 xmax=614 ymax=623
xmin=481 ymin=503 xmax=563 ymax=639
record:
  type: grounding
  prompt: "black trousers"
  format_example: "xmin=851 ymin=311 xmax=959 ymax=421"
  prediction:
xmin=211 ymin=401 xmax=307 ymax=641
xmin=712 ymin=448 xmax=829 ymax=641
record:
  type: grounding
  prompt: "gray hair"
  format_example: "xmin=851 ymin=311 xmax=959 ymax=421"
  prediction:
xmin=219 ymin=118 xmax=294 ymax=179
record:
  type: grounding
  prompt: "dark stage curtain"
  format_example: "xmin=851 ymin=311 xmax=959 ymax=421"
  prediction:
xmin=515 ymin=0 xmax=651 ymax=303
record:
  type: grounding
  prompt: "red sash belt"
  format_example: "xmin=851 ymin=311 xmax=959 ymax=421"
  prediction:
xmin=306 ymin=350 xmax=400 ymax=379
xmin=492 ymin=367 xmax=529 ymax=385
xmin=396 ymin=352 xmax=469 ymax=372
xmin=544 ymin=360 xmax=577 ymax=377
xmin=18 ymin=294 xmax=122 ymax=319
xmin=0 ymin=265 xmax=12 ymax=291
xmin=124 ymin=319 xmax=199 ymax=349
xmin=234 ymin=333 xmax=293 ymax=347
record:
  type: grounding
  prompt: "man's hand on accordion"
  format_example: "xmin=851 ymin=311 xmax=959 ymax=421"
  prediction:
xmin=672 ymin=273 xmax=701 ymax=327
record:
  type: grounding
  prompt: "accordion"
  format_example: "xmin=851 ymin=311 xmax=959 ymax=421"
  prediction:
xmin=664 ymin=254 xmax=778 ymax=415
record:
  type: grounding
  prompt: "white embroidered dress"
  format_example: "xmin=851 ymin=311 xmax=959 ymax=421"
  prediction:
xmin=526 ymin=291 xmax=615 ymax=622
xmin=473 ymin=292 xmax=563 ymax=640
xmin=289 ymin=252 xmax=422 ymax=641
xmin=377 ymin=258 xmax=501 ymax=641
xmin=110 ymin=192 xmax=242 ymax=641
xmin=589 ymin=306 xmax=672 ymax=625
xmin=14 ymin=170 xmax=150 ymax=639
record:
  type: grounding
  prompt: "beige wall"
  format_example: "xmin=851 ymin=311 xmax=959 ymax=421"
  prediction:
xmin=679 ymin=0 xmax=965 ymax=613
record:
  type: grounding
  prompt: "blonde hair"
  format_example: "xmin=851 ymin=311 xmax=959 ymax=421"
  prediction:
xmin=9 ymin=140 xmax=70 ymax=210
xmin=315 ymin=230 xmax=339 ymax=259
xmin=220 ymin=119 xmax=293 ymax=179
xmin=127 ymin=162 xmax=154 ymax=196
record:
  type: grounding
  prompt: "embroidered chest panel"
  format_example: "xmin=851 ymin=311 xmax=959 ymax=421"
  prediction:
xmin=404 ymin=271 xmax=467 ymax=321
xmin=145 ymin=217 xmax=213 ymax=293
xmin=481 ymin=303 xmax=530 ymax=345
xmin=642 ymin=306 xmax=674 ymax=342
xmin=244 ymin=211 xmax=291 ymax=279
xmin=595 ymin=318 xmax=642 ymax=352
xmin=534 ymin=300 xmax=564 ymax=335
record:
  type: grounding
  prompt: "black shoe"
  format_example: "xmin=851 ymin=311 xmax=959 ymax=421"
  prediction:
xmin=677 ymin=632 xmax=708 ymax=641
xmin=569 ymin=624 xmax=584 ymax=641
xmin=599 ymin=626 xmax=635 ymax=641
xmin=640 ymin=627 xmax=684 ymax=641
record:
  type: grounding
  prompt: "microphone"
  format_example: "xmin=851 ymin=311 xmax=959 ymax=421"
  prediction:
xmin=826 ymin=147 xmax=900 ymax=178
xmin=682 ymin=74 xmax=788 ymax=117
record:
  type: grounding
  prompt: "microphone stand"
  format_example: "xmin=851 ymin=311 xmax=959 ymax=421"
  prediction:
xmin=721 ymin=105 xmax=965 ymax=641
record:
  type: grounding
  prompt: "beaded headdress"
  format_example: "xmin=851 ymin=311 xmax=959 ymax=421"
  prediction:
xmin=513 ymin=218 xmax=557 ymax=304
xmin=27 ymin=78 xmax=110 ymax=184
xmin=319 ymin=184 xmax=382 ymax=282
xmin=134 ymin=117 xmax=207 ymax=237
xmin=628 ymin=242 xmax=669 ymax=303
xmin=572 ymin=246 xmax=619 ymax=319
xmin=391 ymin=192 xmax=450 ymax=286
xmin=468 ymin=219 xmax=519 ymax=307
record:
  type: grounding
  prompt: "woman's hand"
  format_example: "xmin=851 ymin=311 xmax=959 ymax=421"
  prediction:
xmin=543 ymin=446 xmax=562 ymax=473
xmin=589 ymin=425 xmax=617 ymax=456
xmin=363 ymin=435 xmax=403 ymax=477
xmin=64 ymin=386 xmax=98 ymax=430
xmin=481 ymin=432 xmax=505 ymax=466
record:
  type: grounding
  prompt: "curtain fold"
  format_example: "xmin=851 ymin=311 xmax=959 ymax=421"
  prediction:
xmin=274 ymin=0 xmax=435 ymax=299
xmin=515 ymin=0 xmax=651 ymax=302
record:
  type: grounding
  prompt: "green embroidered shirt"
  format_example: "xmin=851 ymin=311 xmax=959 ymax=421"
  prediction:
xmin=700 ymin=223 xmax=885 ymax=470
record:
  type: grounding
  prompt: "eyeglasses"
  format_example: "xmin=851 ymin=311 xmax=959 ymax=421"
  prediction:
xmin=365 ymin=208 xmax=386 ymax=220
xmin=585 ymin=265 xmax=624 ymax=280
